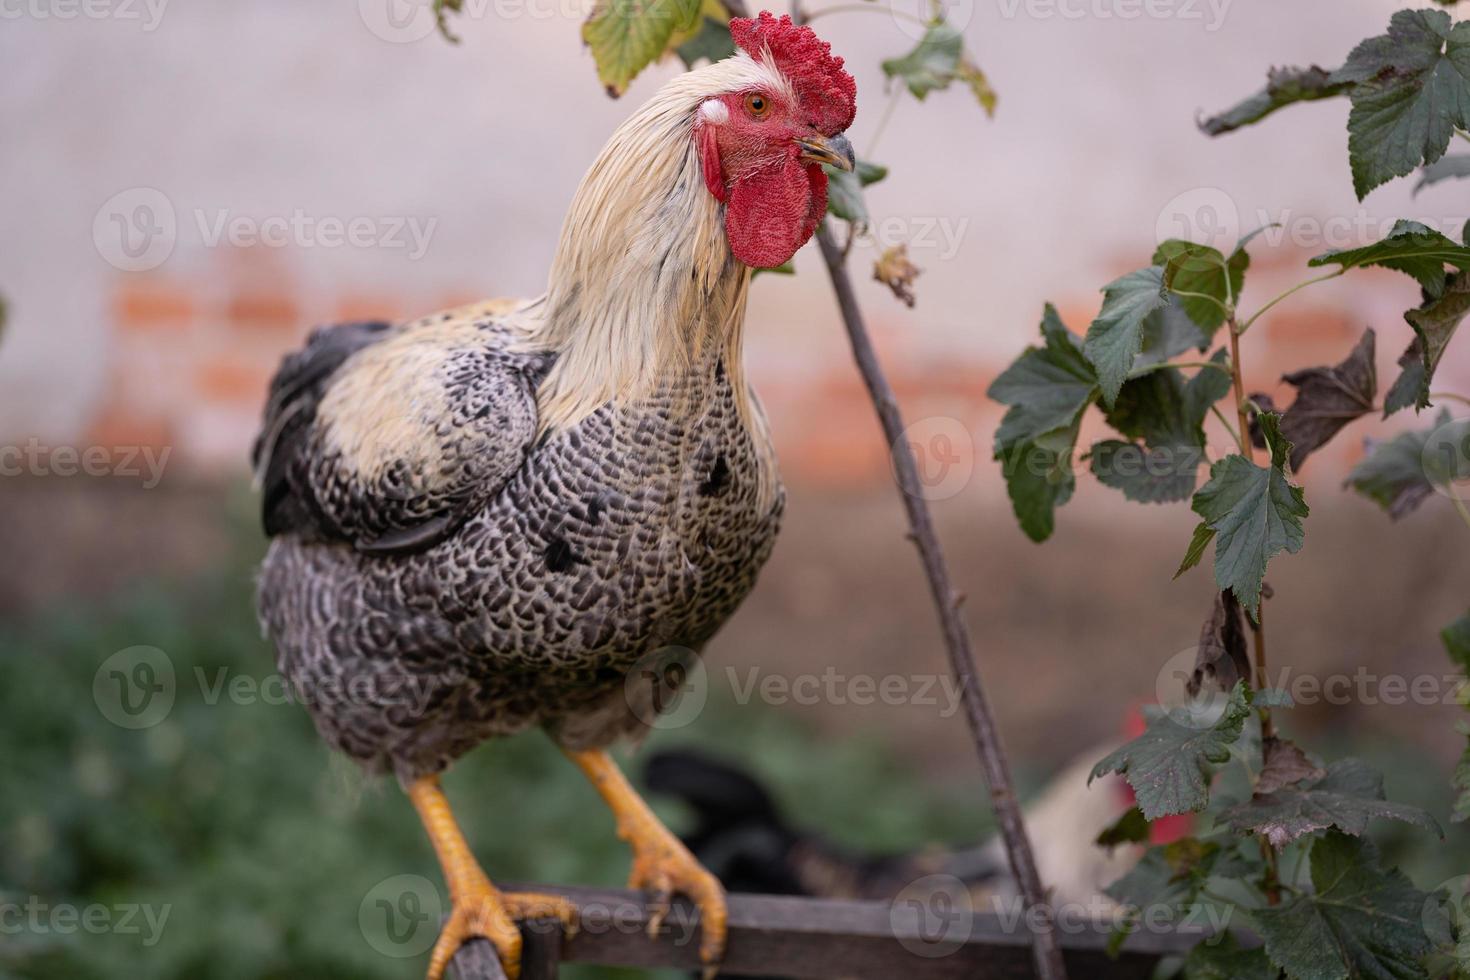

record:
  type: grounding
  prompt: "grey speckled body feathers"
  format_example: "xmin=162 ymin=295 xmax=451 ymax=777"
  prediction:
xmin=253 ymin=303 xmax=783 ymax=782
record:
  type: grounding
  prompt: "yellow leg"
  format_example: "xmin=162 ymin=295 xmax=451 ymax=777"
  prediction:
xmin=406 ymin=775 xmax=578 ymax=980
xmin=564 ymin=748 xmax=727 ymax=974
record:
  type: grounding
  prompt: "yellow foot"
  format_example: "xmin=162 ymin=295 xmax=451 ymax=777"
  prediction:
xmin=564 ymin=748 xmax=727 ymax=976
xmin=425 ymin=888 xmax=580 ymax=980
xmin=629 ymin=836 xmax=728 ymax=975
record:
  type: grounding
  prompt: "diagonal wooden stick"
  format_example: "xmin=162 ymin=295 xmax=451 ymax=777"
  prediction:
xmin=811 ymin=221 xmax=1068 ymax=980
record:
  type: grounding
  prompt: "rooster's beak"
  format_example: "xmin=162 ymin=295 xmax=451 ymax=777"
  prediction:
xmin=796 ymin=132 xmax=855 ymax=172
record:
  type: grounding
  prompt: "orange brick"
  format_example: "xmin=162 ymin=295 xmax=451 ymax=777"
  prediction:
xmin=227 ymin=291 xmax=300 ymax=333
xmin=83 ymin=402 xmax=173 ymax=454
xmin=195 ymin=359 xmax=271 ymax=404
xmin=113 ymin=281 xmax=194 ymax=333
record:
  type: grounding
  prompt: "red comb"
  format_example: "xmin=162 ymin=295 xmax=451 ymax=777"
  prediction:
xmin=730 ymin=11 xmax=856 ymax=135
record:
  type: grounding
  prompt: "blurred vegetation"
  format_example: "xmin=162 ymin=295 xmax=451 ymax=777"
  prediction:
xmin=0 ymin=496 xmax=988 ymax=979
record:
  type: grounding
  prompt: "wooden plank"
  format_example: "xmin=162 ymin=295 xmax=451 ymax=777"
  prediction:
xmin=444 ymin=885 xmax=1202 ymax=979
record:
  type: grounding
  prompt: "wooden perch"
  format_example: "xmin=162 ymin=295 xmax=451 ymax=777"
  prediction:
xmin=448 ymin=884 xmax=1198 ymax=980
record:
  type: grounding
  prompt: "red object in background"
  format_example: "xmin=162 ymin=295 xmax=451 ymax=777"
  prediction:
xmin=1122 ymin=704 xmax=1194 ymax=845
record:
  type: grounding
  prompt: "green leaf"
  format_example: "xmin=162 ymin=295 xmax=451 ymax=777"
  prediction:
xmin=433 ymin=0 xmax=464 ymax=42
xmin=1176 ymin=522 xmax=1218 ymax=579
xmin=1405 ymin=269 xmax=1470 ymax=400
xmin=1182 ymin=933 xmax=1279 ymax=980
xmin=1309 ymin=219 xmax=1470 ymax=299
xmin=1219 ymin=757 xmax=1441 ymax=848
xmin=674 ymin=15 xmax=735 ymax=67
xmin=1384 ymin=335 xmax=1430 ymax=416
xmin=1135 ymin=301 xmax=1212 ymax=371
xmin=1331 ymin=8 xmax=1470 ymax=198
xmin=990 ymin=305 xmax=1100 ymax=453
xmin=1155 ymin=239 xmax=1248 ymax=333
xmin=1345 ymin=408 xmax=1470 ymax=518
xmin=1089 ymin=682 xmax=1254 ymax=819
xmin=856 ymin=159 xmax=888 ymax=187
xmin=881 ymin=23 xmax=963 ymax=100
xmin=990 ymin=306 xmax=1098 ymax=542
xmin=1452 ymin=724 xmax=1470 ymax=823
xmin=823 ymin=158 xmax=888 ymax=226
xmin=582 ymin=0 xmax=702 ymax=97
xmin=999 ymin=442 xmax=1075 ymax=543
xmin=1199 ymin=64 xmax=1350 ymax=137
xmin=1190 ymin=413 xmax=1310 ymax=618
xmin=1084 ymin=266 xmax=1170 ymax=406
xmin=1095 ymin=806 xmax=1150 ymax=850
xmin=1107 ymin=836 xmax=1257 ymax=918
xmin=1251 ymin=329 xmax=1377 ymax=471
xmin=1446 ymin=611 xmax=1470 ymax=671
xmin=1253 ymin=831 xmax=1434 ymax=980
xmin=1093 ymin=350 xmax=1232 ymax=504
xmin=1415 ymin=154 xmax=1470 ymax=194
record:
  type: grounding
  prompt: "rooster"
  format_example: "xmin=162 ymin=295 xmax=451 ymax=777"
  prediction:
xmin=251 ymin=13 xmax=856 ymax=980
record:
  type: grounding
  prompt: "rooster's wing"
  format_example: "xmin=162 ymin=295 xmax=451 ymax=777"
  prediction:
xmin=252 ymin=314 xmax=542 ymax=555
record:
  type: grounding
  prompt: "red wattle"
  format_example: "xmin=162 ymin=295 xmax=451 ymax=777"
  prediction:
xmin=698 ymin=124 xmax=726 ymax=203
xmin=726 ymin=155 xmax=821 ymax=269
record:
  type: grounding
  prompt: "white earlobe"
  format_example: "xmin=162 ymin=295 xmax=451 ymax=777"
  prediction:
xmin=699 ymin=99 xmax=729 ymax=125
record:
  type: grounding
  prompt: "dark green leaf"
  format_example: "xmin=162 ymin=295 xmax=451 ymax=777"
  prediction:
xmin=1182 ymin=933 xmax=1279 ymax=980
xmin=999 ymin=441 xmax=1075 ymax=543
xmin=1190 ymin=413 xmax=1309 ymax=618
xmin=824 ymin=158 xmax=888 ymax=225
xmin=856 ymin=159 xmax=889 ymax=187
xmin=1405 ymin=269 xmax=1470 ymax=398
xmin=1346 ymin=408 xmax=1470 ymax=517
xmin=1452 ymin=724 xmax=1470 ymax=823
xmin=1309 ymin=219 xmax=1470 ymax=299
xmin=1330 ymin=8 xmax=1470 ymax=198
xmin=1253 ymin=832 xmax=1434 ymax=980
xmin=1199 ymin=65 xmax=1349 ymax=136
xmin=1096 ymin=806 xmax=1151 ymax=850
xmin=1220 ymin=757 xmax=1441 ymax=847
xmin=1415 ymin=154 xmax=1470 ymax=194
xmin=1089 ymin=682 xmax=1253 ymax=819
xmin=1135 ymin=301 xmax=1212 ymax=370
xmin=990 ymin=305 xmax=1099 ymax=453
xmin=1084 ymin=266 xmax=1170 ymax=406
xmin=1107 ymin=836 xmax=1257 ymax=920
xmin=1091 ymin=350 xmax=1231 ymax=504
xmin=1155 ymin=239 xmax=1248 ymax=333
xmin=990 ymin=307 xmax=1097 ymax=541
xmin=674 ymin=15 xmax=736 ymax=67
xmin=1446 ymin=611 xmax=1470 ymax=671
xmin=1249 ymin=330 xmax=1377 ymax=470
xmin=1384 ymin=335 xmax=1430 ymax=416
xmin=881 ymin=24 xmax=963 ymax=99
xmin=582 ymin=0 xmax=702 ymax=96
xmin=1176 ymin=522 xmax=1217 ymax=579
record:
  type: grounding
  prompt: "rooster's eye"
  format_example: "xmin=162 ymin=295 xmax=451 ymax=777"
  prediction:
xmin=743 ymin=93 xmax=770 ymax=119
